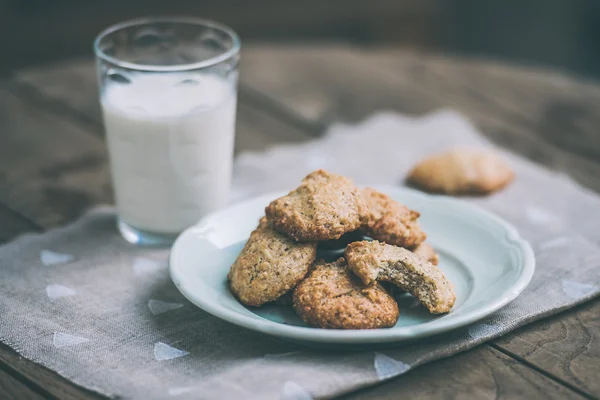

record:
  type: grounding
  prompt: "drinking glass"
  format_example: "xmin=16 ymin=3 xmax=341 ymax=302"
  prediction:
xmin=94 ymin=18 xmax=240 ymax=246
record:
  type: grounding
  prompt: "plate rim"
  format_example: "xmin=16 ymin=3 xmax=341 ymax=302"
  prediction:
xmin=169 ymin=186 xmax=535 ymax=344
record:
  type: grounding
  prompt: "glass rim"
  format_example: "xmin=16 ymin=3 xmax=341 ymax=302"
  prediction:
xmin=93 ymin=17 xmax=241 ymax=72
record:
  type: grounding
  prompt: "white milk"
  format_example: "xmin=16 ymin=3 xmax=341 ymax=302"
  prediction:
xmin=101 ymin=73 xmax=236 ymax=234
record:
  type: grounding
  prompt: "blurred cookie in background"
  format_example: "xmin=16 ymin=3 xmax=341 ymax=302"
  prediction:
xmin=407 ymin=149 xmax=514 ymax=195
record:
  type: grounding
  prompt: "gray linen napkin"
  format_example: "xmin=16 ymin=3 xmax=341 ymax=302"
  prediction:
xmin=1 ymin=110 xmax=599 ymax=400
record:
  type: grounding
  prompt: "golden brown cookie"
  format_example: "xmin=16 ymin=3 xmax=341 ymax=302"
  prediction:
xmin=293 ymin=258 xmax=399 ymax=329
xmin=265 ymin=170 xmax=366 ymax=241
xmin=361 ymin=187 xmax=426 ymax=249
xmin=407 ymin=149 xmax=514 ymax=195
xmin=345 ymin=241 xmax=455 ymax=314
xmin=413 ymin=242 xmax=439 ymax=266
xmin=228 ymin=217 xmax=317 ymax=307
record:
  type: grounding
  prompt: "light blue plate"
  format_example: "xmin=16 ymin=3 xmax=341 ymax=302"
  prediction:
xmin=170 ymin=186 xmax=535 ymax=345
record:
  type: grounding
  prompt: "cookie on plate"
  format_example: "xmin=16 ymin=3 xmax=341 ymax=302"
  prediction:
xmin=382 ymin=243 xmax=438 ymax=297
xmin=361 ymin=187 xmax=426 ymax=249
xmin=228 ymin=217 xmax=317 ymax=307
xmin=407 ymin=149 xmax=514 ymax=195
xmin=345 ymin=241 xmax=455 ymax=314
xmin=266 ymin=170 xmax=366 ymax=241
xmin=413 ymin=242 xmax=439 ymax=266
xmin=293 ymin=258 xmax=399 ymax=329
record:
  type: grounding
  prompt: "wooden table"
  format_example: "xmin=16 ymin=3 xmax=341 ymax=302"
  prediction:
xmin=1 ymin=44 xmax=599 ymax=400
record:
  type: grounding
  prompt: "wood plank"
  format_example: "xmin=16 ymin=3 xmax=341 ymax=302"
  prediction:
xmin=374 ymin=52 xmax=600 ymax=161
xmin=0 ymin=367 xmax=45 ymax=400
xmin=8 ymin=49 xmax=594 ymax=399
xmin=0 ymin=343 xmax=101 ymax=400
xmin=494 ymin=297 xmax=600 ymax=398
xmin=343 ymin=346 xmax=586 ymax=400
xmin=0 ymin=0 xmax=435 ymax=72
xmin=367 ymin=50 xmax=600 ymax=186
xmin=0 ymin=205 xmax=40 ymax=245
xmin=240 ymin=45 xmax=435 ymax=124
xmin=12 ymin=59 xmax=311 ymax=151
xmin=239 ymin=45 xmax=600 ymax=193
xmin=0 ymin=85 xmax=111 ymax=229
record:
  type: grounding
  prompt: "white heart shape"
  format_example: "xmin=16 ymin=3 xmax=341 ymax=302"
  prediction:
xmin=40 ymin=250 xmax=74 ymax=266
xmin=374 ymin=353 xmax=410 ymax=380
xmin=53 ymin=332 xmax=89 ymax=348
xmin=281 ymin=381 xmax=313 ymax=400
xmin=154 ymin=342 xmax=189 ymax=361
xmin=561 ymin=280 xmax=597 ymax=300
xmin=148 ymin=299 xmax=183 ymax=315
xmin=46 ymin=284 xmax=76 ymax=301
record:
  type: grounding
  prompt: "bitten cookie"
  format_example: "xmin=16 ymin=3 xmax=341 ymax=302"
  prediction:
xmin=266 ymin=170 xmax=366 ymax=241
xmin=413 ymin=242 xmax=439 ymax=266
xmin=381 ymin=243 xmax=438 ymax=297
xmin=407 ymin=149 xmax=514 ymax=195
xmin=293 ymin=258 xmax=399 ymax=329
xmin=345 ymin=241 xmax=455 ymax=314
xmin=228 ymin=217 xmax=317 ymax=307
xmin=361 ymin=187 xmax=426 ymax=249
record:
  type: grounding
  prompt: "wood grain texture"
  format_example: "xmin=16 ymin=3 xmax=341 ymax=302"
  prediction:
xmin=13 ymin=60 xmax=312 ymax=152
xmin=368 ymin=50 xmax=600 ymax=191
xmin=0 ymin=0 xmax=436 ymax=71
xmin=240 ymin=45 xmax=600 ymax=193
xmin=0 ymin=343 xmax=102 ymax=400
xmin=494 ymin=297 xmax=600 ymax=398
xmin=372 ymin=52 xmax=600 ymax=162
xmin=0 ymin=85 xmax=111 ymax=229
xmin=0 ymin=367 xmax=45 ymax=400
xmin=0 ymin=205 xmax=39 ymax=245
xmin=240 ymin=45 xmax=436 ymax=125
xmin=3 ymin=46 xmax=600 ymax=399
xmin=343 ymin=346 xmax=586 ymax=400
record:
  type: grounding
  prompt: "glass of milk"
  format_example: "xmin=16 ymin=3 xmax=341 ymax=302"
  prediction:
xmin=94 ymin=18 xmax=240 ymax=245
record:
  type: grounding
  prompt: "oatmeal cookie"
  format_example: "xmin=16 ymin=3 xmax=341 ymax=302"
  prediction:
xmin=293 ymin=258 xmax=399 ymax=329
xmin=345 ymin=241 xmax=455 ymax=314
xmin=266 ymin=170 xmax=366 ymax=241
xmin=361 ymin=187 xmax=426 ymax=249
xmin=407 ymin=149 xmax=514 ymax=195
xmin=228 ymin=217 xmax=317 ymax=307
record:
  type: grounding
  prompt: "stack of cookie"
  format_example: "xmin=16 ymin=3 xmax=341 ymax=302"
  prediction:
xmin=228 ymin=170 xmax=456 ymax=330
